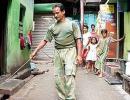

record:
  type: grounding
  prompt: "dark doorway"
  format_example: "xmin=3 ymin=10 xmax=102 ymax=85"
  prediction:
xmin=0 ymin=0 xmax=8 ymax=75
xmin=119 ymin=12 xmax=124 ymax=58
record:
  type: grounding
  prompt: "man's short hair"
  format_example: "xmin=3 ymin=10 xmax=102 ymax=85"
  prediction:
xmin=52 ymin=3 xmax=65 ymax=11
xmin=84 ymin=24 xmax=88 ymax=29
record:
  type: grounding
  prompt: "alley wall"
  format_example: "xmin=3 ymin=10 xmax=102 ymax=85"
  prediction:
xmin=124 ymin=12 xmax=130 ymax=59
xmin=6 ymin=0 xmax=34 ymax=73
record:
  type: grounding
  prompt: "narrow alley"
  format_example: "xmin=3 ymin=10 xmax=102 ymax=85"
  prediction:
xmin=9 ymin=63 xmax=130 ymax=100
xmin=0 ymin=0 xmax=130 ymax=100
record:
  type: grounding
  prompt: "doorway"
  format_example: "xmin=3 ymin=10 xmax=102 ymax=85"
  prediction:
xmin=0 ymin=1 xmax=8 ymax=75
xmin=119 ymin=12 xmax=124 ymax=58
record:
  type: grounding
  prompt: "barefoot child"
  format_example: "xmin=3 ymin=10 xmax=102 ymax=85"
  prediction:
xmin=95 ymin=29 xmax=125 ymax=77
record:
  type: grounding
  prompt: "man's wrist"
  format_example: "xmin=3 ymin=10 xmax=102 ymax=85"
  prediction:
xmin=77 ymin=55 xmax=82 ymax=60
xmin=77 ymin=54 xmax=82 ymax=57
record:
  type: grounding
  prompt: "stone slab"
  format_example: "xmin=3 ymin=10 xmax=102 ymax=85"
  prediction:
xmin=105 ymin=65 xmax=120 ymax=76
xmin=0 ymin=79 xmax=24 ymax=95
xmin=105 ymin=76 xmax=122 ymax=85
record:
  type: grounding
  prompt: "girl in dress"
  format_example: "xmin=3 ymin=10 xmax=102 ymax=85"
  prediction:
xmin=85 ymin=37 xmax=98 ymax=73
xmin=95 ymin=29 xmax=125 ymax=77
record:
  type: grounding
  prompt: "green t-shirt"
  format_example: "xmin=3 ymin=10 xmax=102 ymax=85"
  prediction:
xmin=44 ymin=18 xmax=82 ymax=49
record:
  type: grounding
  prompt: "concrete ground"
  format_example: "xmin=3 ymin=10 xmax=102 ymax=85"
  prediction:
xmin=9 ymin=63 xmax=130 ymax=100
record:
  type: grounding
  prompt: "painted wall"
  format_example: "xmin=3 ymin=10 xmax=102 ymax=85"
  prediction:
xmin=124 ymin=12 xmax=130 ymax=59
xmin=84 ymin=13 xmax=97 ymax=32
xmin=6 ymin=0 xmax=34 ymax=73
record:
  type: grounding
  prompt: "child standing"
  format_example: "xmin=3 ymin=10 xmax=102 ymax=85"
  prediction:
xmin=85 ymin=37 xmax=98 ymax=73
xmin=95 ymin=29 xmax=125 ymax=78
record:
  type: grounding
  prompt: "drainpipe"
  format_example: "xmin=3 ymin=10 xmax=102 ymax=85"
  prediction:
xmin=117 ymin=1 xmax=119 ymax=58
xmin=80 ymin=0 xmax=84 ymax=34
xmin=105 ymin=0 xmax=109 ymax=4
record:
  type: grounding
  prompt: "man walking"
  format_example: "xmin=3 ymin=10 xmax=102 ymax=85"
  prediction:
xmin=30 ymin=3 xmax=82 ymax=100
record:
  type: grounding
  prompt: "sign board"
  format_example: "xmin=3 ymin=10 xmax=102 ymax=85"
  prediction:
xmin=99 ymin=4 xmax=117 ymax=58
xmin=100 ymin=4 xmax=114 ymax=14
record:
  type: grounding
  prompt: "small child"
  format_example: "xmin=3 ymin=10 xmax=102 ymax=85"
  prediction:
xmin=85 ymin=37 xmax=98 ymax=73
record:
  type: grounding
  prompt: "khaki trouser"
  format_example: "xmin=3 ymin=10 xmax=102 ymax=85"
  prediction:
xmin=55 ymin=75 xmax=76 ymax=100
xmin=54 ymin=47 xmax=77 ymax=100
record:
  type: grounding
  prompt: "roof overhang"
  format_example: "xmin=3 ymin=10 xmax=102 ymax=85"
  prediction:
xmin=34 ymin=0 xmax=79 ymax=3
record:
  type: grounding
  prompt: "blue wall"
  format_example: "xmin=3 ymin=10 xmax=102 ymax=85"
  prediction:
xmin=84 ymin=13 xmax=97 ymax=32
